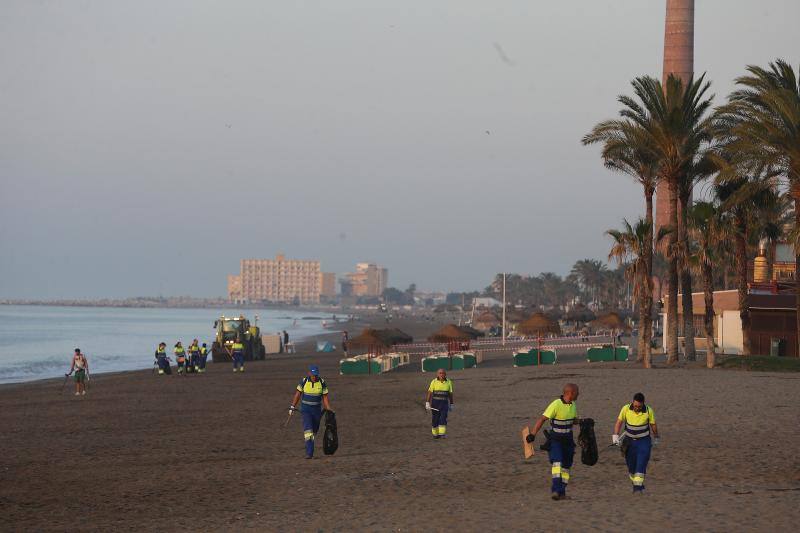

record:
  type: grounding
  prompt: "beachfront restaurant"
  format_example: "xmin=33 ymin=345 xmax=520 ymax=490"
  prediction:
xmin=663 ymin=290 xmax=798 ymax=357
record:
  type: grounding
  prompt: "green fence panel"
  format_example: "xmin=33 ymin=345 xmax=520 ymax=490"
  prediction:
xmin=586 ymin=345 xmax=629 ymax=363
xmin=463 ymin=353 xmax=478 ymax=368
xmin=513 ymin=349 xmax=557 ymax=367
xmin=421 ymin=354 xmax=467 ymax=372
xmin=339 ymin=358 xmax=382 ymax=375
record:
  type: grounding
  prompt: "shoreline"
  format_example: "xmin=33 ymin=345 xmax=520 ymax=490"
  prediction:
xmin=0 ymin=313 xmax=438 ymax=387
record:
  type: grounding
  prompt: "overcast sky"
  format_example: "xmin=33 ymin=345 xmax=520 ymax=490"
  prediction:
xmin=1 ymin=0 xmax=798 ymax=299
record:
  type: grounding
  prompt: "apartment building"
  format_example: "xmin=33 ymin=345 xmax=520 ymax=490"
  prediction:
xmin=341 ymin=263 xmax=388 ymax=297
xmin=230 ymin=254 xmax=322 ymax=304
xmin=320 ymin=272 xmax=337 ymax=298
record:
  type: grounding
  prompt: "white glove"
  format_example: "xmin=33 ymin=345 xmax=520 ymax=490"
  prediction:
xmin=289 ymin=405 xmax=297 ymax=415
xmin=425 ymin=402 xmax=431 ymax=411
xmin=653 ymin=437 xmax=660 ymax=447
xmin=612 ymin=434 xmax=620 ymax=446
xmin=449 ymin=404 xmax=455 ymax=412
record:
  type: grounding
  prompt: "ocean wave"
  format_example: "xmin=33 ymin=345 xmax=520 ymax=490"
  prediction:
xmin=0 ymin=354 xmax=132 ymax=384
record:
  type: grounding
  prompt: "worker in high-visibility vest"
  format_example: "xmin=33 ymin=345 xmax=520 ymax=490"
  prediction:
xmin=188 ymin=339 xmax=200 ymax=373
xmin=526 ymin=383 xmax=581 ymax=500
xmin=198 ymin=343 xmax=209 ymax=373
xmin=612 ymin=392 xmax=659 ymax=493
xmin=425 ymin=368 xmax=454 ymax=439
xmin=231 ymin=338 xmax=245 ymax=372
xmin=155 ymin=342 xmax=169 ymax=375
xmin=174 ymin=342 xmax=187 ymax=374
xmin=289 ymin=365 xmax=332 ymax=459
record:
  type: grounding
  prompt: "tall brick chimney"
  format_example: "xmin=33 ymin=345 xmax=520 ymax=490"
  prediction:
xmin=655 ymin=0 xmax=694 ymax=234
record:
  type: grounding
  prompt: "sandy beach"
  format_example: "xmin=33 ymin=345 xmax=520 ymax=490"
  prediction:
xmin=2 ymin=317 xmax=799 ymax=532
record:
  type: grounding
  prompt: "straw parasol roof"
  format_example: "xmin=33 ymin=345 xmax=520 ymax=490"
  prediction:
xmin=474 ymin=312 xmax=500 ymax=331
xmin=517 ymin=312 xmax=562 ymax=336
xmin=590 ymin=312 xmax=630 ymax=331
xmin=350 ymin=328 xmax=413 ymax=348
xmin=505 ymin=309 xmax=527 ymax=324
xmin=475 ymin=311 xmax=500 ymax=323
xmin=428 ymin=324 xmax=484 ymax=343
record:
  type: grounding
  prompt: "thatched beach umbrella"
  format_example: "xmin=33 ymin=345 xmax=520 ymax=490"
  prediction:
xmin=427 ymin=324 xmax=483 ymax=343
xmin=350 ymin=328 xmax=413 ymax=351
xmin=382 ymin=328 xmax=413 ymax=345
xmin=590 ymin=312 xmax=629 ymax=332
xmin=474 ymin=311 xmax=500 ymax=332
xmin=428 ymin=324 xmax=483 ymax=368
xmin=517 ymin=313 xmax=562 ymax=336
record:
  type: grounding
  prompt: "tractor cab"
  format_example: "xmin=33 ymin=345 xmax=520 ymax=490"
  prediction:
xmin=212 ymin=315 xmax=266 ymax=362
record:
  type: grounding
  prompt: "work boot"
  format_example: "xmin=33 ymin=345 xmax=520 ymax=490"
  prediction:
xmin=551 ymin=492 xmax=561 ymax=501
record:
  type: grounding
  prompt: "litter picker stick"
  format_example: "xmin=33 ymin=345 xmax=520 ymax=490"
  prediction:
xmin=283 ymin=410 xmax=295 ymax=428
xmin=60 ymin=373 xmax=71 ymax=394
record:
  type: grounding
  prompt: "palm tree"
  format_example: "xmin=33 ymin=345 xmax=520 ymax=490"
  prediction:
xmin=687 ymin=201 xmax=720 ymax=368
xmin=676 ymin=152 xmax=717 ymax=361
xmin=583 ymin=119 xmax=660 ymax=360
xmin=593 ymin=74 xmax=714 ymax=364
xmin=715 ymin=60 xmax=800 ymax=355
xmin=714 ymin=175 xmax=781 ymax=355
xmin=607 ymin=218 xmax=669 ymax=368
xmin=569 ymin=259 xmax=607 ymax=306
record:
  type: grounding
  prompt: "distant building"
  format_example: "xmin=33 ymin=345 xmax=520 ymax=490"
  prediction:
xmin=227 ymin=275 xmax=242 ymax=303
xmin=669 ymin=290 xmax=797 ymax=357
xmin=229 ymin=254 xmax=321 ymax=304
xmin=665 ymin=239 xmax=799 ymax=357
xmin=472 ymin=297 xmax=502 ymax=309
xmin=341 ymin=263 xmax=388 ymax=297
xmin=320 ymin=272 xmax=337 ymax=298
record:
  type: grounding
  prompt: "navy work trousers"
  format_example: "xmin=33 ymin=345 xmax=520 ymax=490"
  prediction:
xmin=431 ymin=400 xmax=449 ymax=437
xmin=548 ymin=436 xmax=575 ymax=496
xmin=302 ymin=408 xmax=323 ymax=457
xmin=625 ymin=436 xmax=651 ymax=492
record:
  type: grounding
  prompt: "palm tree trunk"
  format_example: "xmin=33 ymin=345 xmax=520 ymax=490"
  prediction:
xmin=795 ymin=195 xmax=800 ymax=358
xmin=702 ymin=259 xmax=716 ymax=368
xmin=735 ymin=221 xmax=752 ymax=355
xmin=666 ymin=180 xmax=679 ymax=364
xmin=644 ymin=188 xmax=655 ymax=368
xmin=678 ymin=193 xmax=696 ymax=361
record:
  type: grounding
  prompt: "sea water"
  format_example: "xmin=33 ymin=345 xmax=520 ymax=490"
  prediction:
xmin=0 ymin=305 xmax=336 ymax=384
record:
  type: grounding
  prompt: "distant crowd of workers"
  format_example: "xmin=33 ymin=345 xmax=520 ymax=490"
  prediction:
xmin=154 ymin=340 xmax=213 ymax=374
xmin=154 ymin=338 xmax=253 ymax=374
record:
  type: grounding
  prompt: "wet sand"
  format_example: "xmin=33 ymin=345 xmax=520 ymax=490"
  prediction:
xmin=2 ymin=322 xmax=799 ymax=531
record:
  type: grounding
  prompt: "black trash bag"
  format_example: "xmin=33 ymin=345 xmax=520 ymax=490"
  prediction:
xmin=323 ymin=410 xmax=338 ymax=456
xmin=539 ymin=429 xmax=552 ymax=452
xmin=578 ymin=418 xmax=598 ymax=466
xmin=620 ymin=435 xmax=631 ymax=459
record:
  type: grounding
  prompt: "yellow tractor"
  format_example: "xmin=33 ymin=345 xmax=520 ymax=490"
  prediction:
xmin=211 ymin=315 xmax=267 ymax=362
